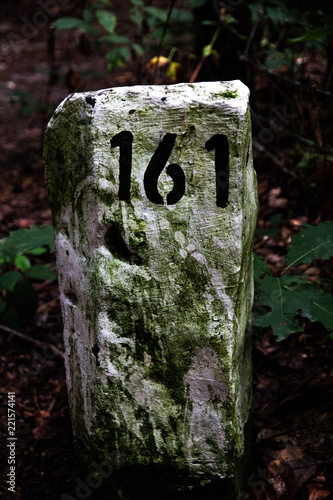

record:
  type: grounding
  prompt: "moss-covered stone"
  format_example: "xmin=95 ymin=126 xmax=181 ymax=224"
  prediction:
xmin=44 ymin=80 xmax=258 ymax=498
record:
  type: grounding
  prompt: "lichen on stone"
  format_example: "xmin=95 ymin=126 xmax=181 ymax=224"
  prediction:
xmin=44 ymin=80 xmax=258 ymax=497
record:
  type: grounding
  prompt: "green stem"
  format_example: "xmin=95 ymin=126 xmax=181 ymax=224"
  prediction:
xmin=168 ymin=46 xmax=176 ymax=63
xmin=210 ymin=25 xmax=220 ymax=50
xmin=190 ymin=25 xmax=221 ymax=83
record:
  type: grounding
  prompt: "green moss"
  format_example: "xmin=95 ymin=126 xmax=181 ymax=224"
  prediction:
xmin=68 ymin=337 xmax=92 ymax=466
xmin=221 ymin=90 xmax=238 ymax=99
xmin=44 ymin=97 xmax=94 ymax=225
xmin=46 ymin=83 xmax=255 ymax=497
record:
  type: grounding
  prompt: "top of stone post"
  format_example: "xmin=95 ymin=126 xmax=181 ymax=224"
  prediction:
xmin=49 ymin=80 xmax=249 ymax=122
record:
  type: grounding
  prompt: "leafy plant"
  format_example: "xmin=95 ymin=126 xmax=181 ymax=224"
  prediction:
xmin=52 ymin=0 xmax=121 ymax=72
xmin=255 ymin=213 xmax=289 ymax=238
xmin=289 ymin=24 xmax=333 ymax=44
xmin=254 ymin=222 xmax=333 ymax=341
xmin=52 ymin=0 xmax=194 ymax=76
xmin=0 ymin=225 xmax=56 ymax=330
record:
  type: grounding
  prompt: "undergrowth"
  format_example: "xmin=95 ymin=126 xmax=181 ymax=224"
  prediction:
xmin=254 ymin=221 xmax=333 ymax=341
xmin=0 ymin=225 xmax=56 ymax=331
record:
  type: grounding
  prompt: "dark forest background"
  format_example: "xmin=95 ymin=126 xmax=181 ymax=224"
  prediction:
xmin=0 ymin=1 xmax=333 ymax=499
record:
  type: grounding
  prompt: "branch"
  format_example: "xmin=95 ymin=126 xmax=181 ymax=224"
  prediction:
xmin=153 ymin=0 xmax=177 ymax=83
xmin=190 ymin=25 xmax=221 ymax=84
xmin=0 ymin=324 xmax=64 ymax=359
xmin=241 ymin=55 xmax=333 ymax=99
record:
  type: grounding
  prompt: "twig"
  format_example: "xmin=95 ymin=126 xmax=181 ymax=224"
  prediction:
xmin=37 ymin=296 xmax=59 ymax=314
xmin=153 ymin=0 xmax=177 ymax=83
xmin=252 ymin=139 xmax=297 ymax=177
xmin=242 ymin=55 xmax=333 ymax=99
xmin=118 ymin=22 xmax=196 ymax=59
xmin=190 ymin=25 xmax=221 ymax=84
xmin=189 ymin=57 xmax=204 ymax=84
xmin=244 ymin=18 xmax=260 ymax=57
xmin=35 ymin=279 xmax=57 ymax=291
xmin=47 ymin=381 xmax=65 ymax=414
xmin=290 ymin=134 xmax=333 ymax=155
xmin=0 ymin=324 xmax=64 ymax=359
xmin=34 ymin=386 xmax=40 ymax=411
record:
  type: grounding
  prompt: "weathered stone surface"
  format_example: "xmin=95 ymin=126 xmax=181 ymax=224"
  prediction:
xmin=44 ymin=81 xmax=258 ymax=498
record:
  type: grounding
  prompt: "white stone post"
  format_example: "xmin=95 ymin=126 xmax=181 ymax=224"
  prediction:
xmin=44 ymin=81 xmax=258 ymax=498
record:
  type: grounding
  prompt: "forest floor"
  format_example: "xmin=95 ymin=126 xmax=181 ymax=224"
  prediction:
xmin=0 ymin=1 xmax=332 ymax=499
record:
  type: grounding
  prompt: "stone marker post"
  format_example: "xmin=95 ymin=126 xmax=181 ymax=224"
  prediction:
xmin=44 ymin=81 xmax=258 ymax=499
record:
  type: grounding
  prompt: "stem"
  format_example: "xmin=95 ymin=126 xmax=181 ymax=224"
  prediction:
xmin=189 ymin=25 xmax=221 ymax=84
xmin=189 ymin=57 xmax=204 ymax=83
xmin=153 ymin=0 xmax=177 ymax=83
xmin=243 ymin=18 xmax=260 ymax=57
xmin=168 ymin=46 xmax=176 ymax=63
xmin=210 ymin=25 xmax=220 ymax=48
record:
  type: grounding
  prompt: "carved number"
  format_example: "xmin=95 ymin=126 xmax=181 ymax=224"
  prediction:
xmin=111 ymin=131 xmax=133 ymax=201
xmin=111 ymin=132 xmax=229 ymax=207
xmin=205 ymin=134 xmax=229 ymax=208
xmin=143 ymin=133 xmax=185 ymax=205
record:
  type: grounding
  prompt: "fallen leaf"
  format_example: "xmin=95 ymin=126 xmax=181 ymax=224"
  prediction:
xmin=307 ymin=483 xmax=332 ymax=500
xmin=267 ymin=459 xmax=297 ymax=498
xmin=147 ymin=56 xmax=169 ymax=69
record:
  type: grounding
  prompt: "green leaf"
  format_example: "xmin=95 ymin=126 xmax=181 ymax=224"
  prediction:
xmin=108 ymin=47 xmax=130 ymax=59
xmin=107 ymin=45 xmax=135 ymax=68
xmin=211 ymin=49 xmax=220 ymax=60
xmin=5 ymin=225 xmax=55 ymax=254
xmin=289 ymin=25 xmax=333 ymax=43
xmin=254 ymin=273 xmax=333 ymax=340
xmin=26 ymin=265 xmax=57 ymax=281
xmin=100 ymin=34 xmax=129 ymax=45
xmin=200 ymin=20 xmax=218 ymax=26
xmin=0 ymin=271 xmax=21 ymax=292
xmin=253 ymin=253 xmax=269 ymax=282
xmin=129 ymin=8 xmax=143 ymax=27
xmin=14 ymin=254 xmax=31 ymax=272
xmin=107 ymin=59 xmax=125 ymax=73
xmin=285 ymin=222 xmax=333 ymax=269
xmin=203 ymin=45 xmax=212 ymax=57
xmin=145 ymin=6 xmax=168 ymax=22
xmin=96 ymin=10 xmax=117 ymax=34
xmin=53 ymin=17 xmax=88 ymax=30
xmin=254 ymin=275 xmax=305 ymax=340
xmin=12 ymin=280 xmax=38 ymax=319
xmin=248 ymin=4 xmax=264 ymax=22
xmin=265 ymin=55 xmax=288 ymax=70
xmin=26 ymin=247 xmax=47 ymax=256
xmin=83 ymin=8 xmax=94 ymax=23
xmin=189 ymin=0 xmax=207 ymax=7
xmin=308 ymin=295 xmax=333 ymax=331
xmin=0 ymin=242 xmax=17 ymax=266
xmin=172 ymin=9 xmax=193 ymax=23
xmin=133 ymin=43 xmax=144 ymax=56
xmin=224 ymin=15 xmax=238 ymax=26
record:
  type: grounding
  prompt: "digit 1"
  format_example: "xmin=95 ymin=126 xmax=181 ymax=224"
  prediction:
xmin=205 ymin=134 xmax=229 ymax=208
xmin=144 ymin=133 xmax=185 ymax=205
xmin=111 ymin=131 xmax=133 ymax=201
